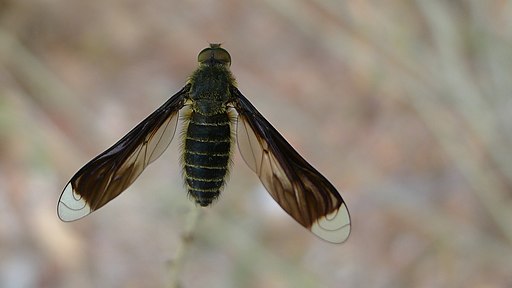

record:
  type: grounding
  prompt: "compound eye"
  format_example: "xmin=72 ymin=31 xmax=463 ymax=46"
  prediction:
xmin=197 ymin=44 xmax=231 ymax=66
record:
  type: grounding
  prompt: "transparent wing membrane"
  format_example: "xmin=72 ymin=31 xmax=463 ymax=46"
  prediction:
xmin=58 ymin=87 xmax=188 ymax=221
xmin=233 ymin=87 xmax=350 ymax=243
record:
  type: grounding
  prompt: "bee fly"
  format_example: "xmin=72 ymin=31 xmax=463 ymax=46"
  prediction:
xmin=58 ymin=44 xmax=351 ymax=243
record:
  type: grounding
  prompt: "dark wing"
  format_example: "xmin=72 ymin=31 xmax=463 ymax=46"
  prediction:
xmin=58 ymin=85 xmax=190 ymax=222
xmin=231 ymin=87 xmax=351 ymax=243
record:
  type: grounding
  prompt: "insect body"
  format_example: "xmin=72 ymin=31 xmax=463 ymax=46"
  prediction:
xmin=58 ymin=44 xmax=351 ymax=243
xmin=185 ymin=61 xmax=234 ymax=206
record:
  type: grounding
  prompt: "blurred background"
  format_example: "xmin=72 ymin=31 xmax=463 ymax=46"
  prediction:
xmin=1 ymin=0 xmax=512 ymax=287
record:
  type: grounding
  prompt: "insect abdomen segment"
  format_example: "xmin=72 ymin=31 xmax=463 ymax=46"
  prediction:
xmin=184 ymin=112 xmax=231 ymax=206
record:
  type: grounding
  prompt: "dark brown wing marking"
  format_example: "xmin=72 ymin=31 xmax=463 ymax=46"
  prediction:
xmin=57 ymin=85 xmax=189 ymax=221
xmin=232 ymin=87 xmax=350 ymax=243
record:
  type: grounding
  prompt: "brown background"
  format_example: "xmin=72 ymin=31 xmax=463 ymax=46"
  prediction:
xmin=1 ymin=1 xmax=511 ymax=287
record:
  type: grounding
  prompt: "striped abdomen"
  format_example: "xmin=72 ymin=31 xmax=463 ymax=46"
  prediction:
xmin=184 ymin=112 xmax=231 ymax=206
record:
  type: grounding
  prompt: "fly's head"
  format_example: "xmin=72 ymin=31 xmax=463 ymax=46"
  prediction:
xmin=198 ymin=43 xmax=231 ymax=67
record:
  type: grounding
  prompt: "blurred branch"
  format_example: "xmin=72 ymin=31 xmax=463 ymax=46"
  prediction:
xmin=204 ymin=211 xmax=323 ymax=288
xmin=382 ymin=193 xmax=512 ymax=287
xmin=263 ymin=0 xmax=512 ymax=244
xmin=381 ymin=186 xmax=512 ymax=267
xmin=413 ymin=0 xmax=512 ymax=243
xmin=0 ymin=27 xmax=99 ymax=150
xmin=167 ymin=205 xmax=202 ymax=288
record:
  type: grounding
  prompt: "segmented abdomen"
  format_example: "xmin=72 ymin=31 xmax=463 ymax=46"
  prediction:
xmin=184 ymin=112 xmax=231 ymax=206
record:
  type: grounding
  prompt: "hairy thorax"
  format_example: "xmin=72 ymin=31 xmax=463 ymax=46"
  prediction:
xmin=188 ymin=64 xmax=235 ymax=115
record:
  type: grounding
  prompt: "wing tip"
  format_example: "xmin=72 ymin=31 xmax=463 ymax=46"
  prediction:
xmin=57 ymin=183 xmax=92 ymax=222
xmin=310 ymin=203 xmax=351 ymax=244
